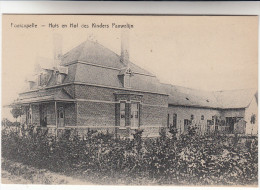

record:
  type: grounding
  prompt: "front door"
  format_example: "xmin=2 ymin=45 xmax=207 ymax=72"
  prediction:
xmin=58 ymin=107 xmax=65 ymax=127
xmin=131 ymin=103 xmax=139 ymax=127
xmin=40 ymin=104 xmax=47 ymax=127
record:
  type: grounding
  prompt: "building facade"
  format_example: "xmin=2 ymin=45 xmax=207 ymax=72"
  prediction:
xmin=12 ymin=38 xmax=258 ymax=137
xmin=165 ymin=84 xmax=258 ymax=135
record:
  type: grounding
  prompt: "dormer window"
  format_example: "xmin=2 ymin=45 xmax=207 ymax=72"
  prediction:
xmin=57 ymin=73 xmax=64 ymax=84
xmin=55 ymin=66 xmax=68 ymax=85
xmin=124 ymin=74 xmax=131 ymax=88
xmin=37 ymin=71 xmax=49 ymax=87
xmin=118 ymin=67 xmax=133 ymax=88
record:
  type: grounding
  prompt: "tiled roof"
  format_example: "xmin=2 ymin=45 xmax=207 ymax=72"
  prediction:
xmin=20 ymin=40 xmax=256 ymax=109
xmin=59 ymin=40 xmax=165 ymax=94
xmin=15 ymin=88 xmax=74 ymax=105
xmin=164 ymin=84 xmax=257 ymax=109
xmin=213 ymin=89 xmax=257 ymax=109
xmin=70 ymin=63 xmax=165 ymax=94
xmin=61 ymin=40 xmax=154 ymax=76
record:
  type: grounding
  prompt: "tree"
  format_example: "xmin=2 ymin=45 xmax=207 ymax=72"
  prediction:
xmin=1 ymin=118 xmax=12 ymax=127
xmin=10 ymin=107 xmax=24 ymax=123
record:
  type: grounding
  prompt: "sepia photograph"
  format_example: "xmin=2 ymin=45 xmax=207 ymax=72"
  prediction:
xmin=1 ymin=15 xmax=258 ymax=186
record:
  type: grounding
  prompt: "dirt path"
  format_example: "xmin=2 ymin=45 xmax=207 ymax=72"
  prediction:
xmin=2 ymin=170 xmax=31 ymax=184
xmin=1 ymin=159 xmax=93 ymax=185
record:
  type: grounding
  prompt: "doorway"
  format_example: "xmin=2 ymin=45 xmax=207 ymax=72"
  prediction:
xmin=58 ymin=107 xmax=65 ymax=127
xmin=226 ymin=117 xmax=236 ymax=133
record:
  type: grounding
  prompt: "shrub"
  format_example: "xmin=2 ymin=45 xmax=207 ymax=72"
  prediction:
xmin=1 ymin=128 xmax=258 ymax=185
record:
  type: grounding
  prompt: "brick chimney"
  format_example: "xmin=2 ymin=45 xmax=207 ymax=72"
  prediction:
xmin=53 ymin=33 xmax=63 ymax=67
xmin=121 ymin=30 xmax=129 ymax=67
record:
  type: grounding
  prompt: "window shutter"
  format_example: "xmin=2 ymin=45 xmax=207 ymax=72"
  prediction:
xmin=139 ymin=103 xmax=142 ymax=127
xmin=125 ymin=103 xmax=131 ymax=126
xmin=115 ymin=103 xmax=120 ymax=126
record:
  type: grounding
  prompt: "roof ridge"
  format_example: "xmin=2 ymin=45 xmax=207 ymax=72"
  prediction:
xmin=62 ymin=40 xmax=87 ymax=57
xmin=84 ymin=40 xmax=156 ymax=77
xmin=162 ymin=83 xmax=213 ymax=92
xmin=163 ymin=83 xmax=257 ymax=94
xmin=214 ymin=88 xmax=257 ymax=93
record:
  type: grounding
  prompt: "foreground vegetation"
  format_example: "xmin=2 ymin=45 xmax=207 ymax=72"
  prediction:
xmin=1 ymin=127 xmax=258 ymax=185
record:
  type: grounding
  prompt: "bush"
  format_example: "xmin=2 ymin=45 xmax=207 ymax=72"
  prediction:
xmin=1 ymin=128 xmax=258 ymax=185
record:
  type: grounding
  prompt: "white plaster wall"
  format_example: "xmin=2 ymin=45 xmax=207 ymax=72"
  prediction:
xmin=167 ymin=105 xmax=221 ymax=134
xmin=245 ymin=97 xmax=258 ymax=135
xmin=221 ymin=109 xmax=245 ymax=118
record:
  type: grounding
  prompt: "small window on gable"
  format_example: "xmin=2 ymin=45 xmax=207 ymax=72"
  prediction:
xmin=57 ymin=74 xmax=63 ymax=84
xmin=191 ymin=114 xmax=194 ymax=120
xmin=201 ymin=115 xmax=204 ymax=120
xmin=124 ymin=74 xmax=131 ymax=88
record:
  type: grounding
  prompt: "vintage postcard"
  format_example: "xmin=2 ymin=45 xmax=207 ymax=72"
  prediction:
xmin=1 ymin=15 xmax=258 ymax=186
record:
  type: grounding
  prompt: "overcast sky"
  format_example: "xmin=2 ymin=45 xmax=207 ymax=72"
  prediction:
xmin=2 ymin=15 xmax=258 ymax=120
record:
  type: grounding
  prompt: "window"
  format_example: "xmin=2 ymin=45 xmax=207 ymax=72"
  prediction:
xmin=173 ymin=114 xmax=177 ymax=128
xmin=130 ymin=103 xmax=139 ymax=127
xmin=226 ymin=117 xmax=230 ymax=126
xmin=191 ymin=115 xmax=194 ymax=120
xmin=167 ymin=114 xmax=170 ymax=127
xmin=184 ymin=119 xmax=191 ymax=132
xmin=206 ymin=121 xmax=211 ymax=133
xmin=201 ymin=115 xmax=204 ymax=120
xmin=250 ymin=114 xmax=256 ymax=124
xmin=184 ymin=119 xmax=191 ymax=126
xmin=117 ymin=101 xmax=140 ymax=127
xmin=120 ymin=102 xmax=126 ymax=127
xmin=26 ymin=107 xmax=32 ymax=124
xmin=38 ymin=72 xmax=49 ymax=86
